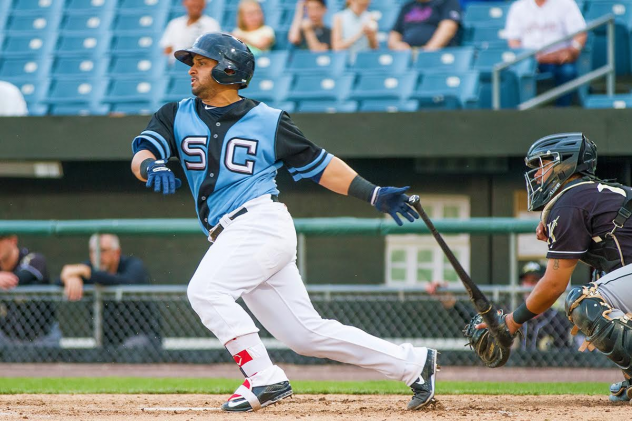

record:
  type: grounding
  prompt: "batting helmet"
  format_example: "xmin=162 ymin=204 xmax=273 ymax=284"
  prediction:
xmin=174 ymin=32 xmax=255 ymax=89
xmin=524 ymin=132 xmax=597 ymax=211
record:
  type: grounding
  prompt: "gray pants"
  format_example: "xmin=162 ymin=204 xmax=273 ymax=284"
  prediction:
xmin=595 ymin=264 xmax=632 ymax=317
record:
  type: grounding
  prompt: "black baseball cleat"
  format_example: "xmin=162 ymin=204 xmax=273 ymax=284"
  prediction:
xmin=407 ymin=349 xmax=438 ymax=410
xmin=221 ymin=378 xmax=293 ymax=412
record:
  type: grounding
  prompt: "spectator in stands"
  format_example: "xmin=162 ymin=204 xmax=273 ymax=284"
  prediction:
xmin=504 ymin=0 xmax=586 ymax=107
xmin=426 ymin=261 xmax=572 ymax=351
xmin=232 ymin=0 xmax=275 ymax=56
xmin=0 ymin=81 xmax=28 ymax=116
xmin=388 ymin=0 xmax=462 ymax=51
xmin=331 ymin=0 xmax=379 ymax=55
xmin=288 ymin=0 xmax=332 ymax=51
xmin=0 ymin=235 xmax=60 ymax=346
xmin=59 ymin=234 xmax=161 ymax=349
xmin=160 ymin=0 xmax=221 ymax=65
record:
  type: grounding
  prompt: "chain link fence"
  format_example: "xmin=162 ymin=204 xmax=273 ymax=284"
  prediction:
xmin=0 ymin=284 xmax=611 ymax=368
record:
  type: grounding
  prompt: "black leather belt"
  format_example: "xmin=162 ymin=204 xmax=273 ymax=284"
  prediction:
xmin=208 ymin=195 xmax=279 ymax=243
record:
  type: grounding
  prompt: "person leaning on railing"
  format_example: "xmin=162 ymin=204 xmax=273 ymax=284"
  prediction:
xmin=58 ymin=233 xmax=161 ymax=350
xmin=0 ymin=234 xmax=60 ymax=346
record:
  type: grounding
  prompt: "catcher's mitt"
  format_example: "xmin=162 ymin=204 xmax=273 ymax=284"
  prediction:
xmin=463 ymin=311 xmax=516 ymax=368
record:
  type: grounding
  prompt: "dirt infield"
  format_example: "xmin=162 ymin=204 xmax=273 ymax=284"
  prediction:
xmin=0 ymin=394 xmax=629 ymax=420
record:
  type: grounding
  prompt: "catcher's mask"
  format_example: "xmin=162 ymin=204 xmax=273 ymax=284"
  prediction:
xmin=524 ymin=133 xmax=597 ymax=212
xmin=174 ymin=32 xmax=255 ymax=89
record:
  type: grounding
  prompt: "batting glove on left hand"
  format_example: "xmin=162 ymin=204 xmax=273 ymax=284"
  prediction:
xmin=146 ymin=160 xmax=182 ymax=195
xmin=373 ymin=186 xmax=419 ymax=226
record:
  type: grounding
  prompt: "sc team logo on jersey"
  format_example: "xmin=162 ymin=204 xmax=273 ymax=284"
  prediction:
xmin=225 ymin=137 xmax=259 ymax=175
xmin=547 ymin=216 xmax=560 ymax=247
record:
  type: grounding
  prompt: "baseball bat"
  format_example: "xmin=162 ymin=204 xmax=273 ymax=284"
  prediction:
xmin=407 ymin=195 xmax=513 ymax=348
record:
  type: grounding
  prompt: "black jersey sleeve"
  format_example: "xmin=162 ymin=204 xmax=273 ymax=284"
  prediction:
xmin=441 ymin=0 xmax=462 ymax=22
xmin=275 ymin=112 xmax=334 ymax=181
xmin=131 ymin=102 xmax=179 ymax=160
xmin=545 ymin=205 xmax=592 ymax=260
xmin=15 ymin=252 xmax=49 ymax=285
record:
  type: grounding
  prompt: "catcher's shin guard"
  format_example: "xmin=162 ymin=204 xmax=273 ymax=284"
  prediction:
xmin=565 ymin=284 xmax=632 ymax=377
xmin=609 ymin=378 xmax=632 ymax=402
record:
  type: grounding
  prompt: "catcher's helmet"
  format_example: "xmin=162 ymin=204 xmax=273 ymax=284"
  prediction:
xmin=174 ymin=32 xmax=255 ymax=89
xmin=524 ymin=132 xmax=597 ymax=211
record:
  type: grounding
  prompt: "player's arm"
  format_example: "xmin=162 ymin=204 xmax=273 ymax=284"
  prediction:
xmin=131 ymin=149 xmax=157 ymax=181
xmin=505 ymin=258 xmax=578 ymax=334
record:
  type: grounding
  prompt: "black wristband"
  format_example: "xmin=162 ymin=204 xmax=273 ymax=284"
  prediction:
xmin=139 ymin=158 xmax=155 ymax=180
xmin=513 ymin=302 xmax=538 ymax=324
xmin=348 ymin=175 xmax=378 ymax=204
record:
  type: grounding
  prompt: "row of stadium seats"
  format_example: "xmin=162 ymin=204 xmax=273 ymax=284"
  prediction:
xmin=0 ymin=47 xmax=542 ymax=114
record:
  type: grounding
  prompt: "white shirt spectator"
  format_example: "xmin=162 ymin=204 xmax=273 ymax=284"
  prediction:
xmin=160 ymin=15 xmax=221 ymax=63
xmin=0 ymin=81 xmax=28 ymax=116
xmin=504 ymin=0 xmax=586 ymax=53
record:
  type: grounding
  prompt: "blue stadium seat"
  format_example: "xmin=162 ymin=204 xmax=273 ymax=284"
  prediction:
xmin=108 ymin=54 xmax=167 ymax=78
xmin=220 ymin=8 xmax=237 ymax=30
xmin=104 ymin=78 xmax=167 ymax=107
xmin=415 ymin=47 xmax=476 ymax=73
xmin=462 ymin=23 xmax=507 ymax=49
xmin=51 ymin=56 xmax=107 ymax=79
xmin=463 ymin=2 xmax=512 ymax=27
xmin=583 ymin=94 xmax=632 ymax=109
xmin=289 ymin=74 xmax=354 ymax=101
xmin=359 ymin=99 xmax=419 ymax=112
xmin=255 ymin=51 xmax=289 ymax=77
xmin=272 ymin=29 xmax=290 ymax=51
xmin=4 ymin=12 xmax=61 ymax=34
xmin=0 ymin=57 xmax=51 ymax=80
xmin=412 ymin=71 xmax=481 ymax=109
xmin=246 ymin=75 xmax=292 ymax=103
xmin=297 ymin=100 xmax=358 ymax=113
xmin=45 ymin=78 xmax=107 ymax=109
xmin=55 ymin=33 xmax=110 ymax=56
xmin=472 ymin=48 xmax=537 ymax=108
xmin=118 ymin=0 xmax=170 ymax=12
xmin=288 ymin=51 xmax=348 ymax=75
xmin=373 ymin=8 xmax=399 ymax=32
xmin=585 ymin=0 xmax=632 ymax=75
xmin=269 ymin=100 xmax=295 ymax=113
xmin=349 ymin=50 xmax=412 ymax=74
xmin=163 ymin=76 xmax=193 ymax=102
xmin=49 ymin=103 xmax=109 ymax=115
xmin=64 ymin=0 xmax=116 ymax=12
xmin=5 ymin=79 xmax=50 ymax=113
xmin=109 ymin=33 xmax=162 ymax=54
xmin=1 ymin=34 xmax=56 ymax=57
xmin=10 ymin=0 xmax=63 ymax=14
xmin=166 ymin=59 xmax=191 ymax=76
xmin=349 ymin=72 xmax=417 ymax=101
xmin=111 ymin=11 xmax=168 ymax=33
xmin=58 ymin=11 xmax=114 ymax=32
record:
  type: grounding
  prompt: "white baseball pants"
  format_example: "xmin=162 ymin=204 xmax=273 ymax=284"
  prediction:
xmin=187 ymin=195 xmax=427 ymax=385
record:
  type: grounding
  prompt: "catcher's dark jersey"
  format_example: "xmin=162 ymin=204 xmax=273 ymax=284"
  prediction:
xmin=544 ymin=181 xmax=632 ymax=271
xmin=0 ymin=248 xmax=54 ymax=340
xmin=132 ymin=98 xmax=333 ymax=234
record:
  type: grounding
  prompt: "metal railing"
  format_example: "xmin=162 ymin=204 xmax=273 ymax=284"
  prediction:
xmin=492 ymin=15 xmax=615 ymax=110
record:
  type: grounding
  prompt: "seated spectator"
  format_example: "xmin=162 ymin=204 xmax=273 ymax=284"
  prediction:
xmin=160 ymin=0 xmax=221 ymax=65
xmin=0 ymin=81 xmax=28 ymax=116
xmin=232 ymin=0 xmax=275 ymax=56
xmin=332 ymin=0 xmax=378 ymax=55
xmin=0 ymin=235 xmax=60 ymax=346
xmin=388 ymin=0 xmax=462 ymax=51
xmin=504 ymin=0 xmax=586 ymax=107
xmin=288 ymin=0 xmax=332 ymax=51
xmin=59 ymin=234 xmax=161 ymax=349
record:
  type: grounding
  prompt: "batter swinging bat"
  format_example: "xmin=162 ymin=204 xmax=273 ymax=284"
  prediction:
xmin=407 ymin=195 xmax=514 ymax=349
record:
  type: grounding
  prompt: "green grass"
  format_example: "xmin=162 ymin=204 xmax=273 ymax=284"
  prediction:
xmin=0 ymin=378 xmax=610 ymax=395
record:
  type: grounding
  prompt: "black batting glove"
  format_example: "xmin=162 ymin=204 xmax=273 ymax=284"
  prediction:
xmin=146 ymin=160 xmax=182 ymax=195
xmin=373 ymin=186 xmax=420 ymax=226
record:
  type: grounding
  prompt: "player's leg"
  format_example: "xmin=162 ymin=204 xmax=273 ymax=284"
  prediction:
xmin=243 ymin=261 xmax=437 ymax=410
xmin=565 ymin=265 xmax=632 ymax=402
xmin=186 ymin=198 xmax=296 ymax=412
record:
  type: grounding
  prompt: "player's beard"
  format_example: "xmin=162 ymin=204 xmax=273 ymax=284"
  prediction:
xmin=192 ymin=80 xmax=219 ymax=101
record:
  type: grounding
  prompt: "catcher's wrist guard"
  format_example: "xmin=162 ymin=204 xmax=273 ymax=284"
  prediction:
xmin=463 ymin=310 xmax=517 ymax=368
xmin=513 ymin=302 xmax=538 ymax=324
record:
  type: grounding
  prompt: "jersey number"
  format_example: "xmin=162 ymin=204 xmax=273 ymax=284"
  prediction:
xmin=225 ymin=138 xmax=258 ymax=175
xmin=182 ymin=136 xmax=208 ymax=170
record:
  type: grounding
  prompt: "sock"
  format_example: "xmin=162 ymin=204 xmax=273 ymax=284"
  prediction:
xmin=225 ymin=333 xmax=274 ymax=378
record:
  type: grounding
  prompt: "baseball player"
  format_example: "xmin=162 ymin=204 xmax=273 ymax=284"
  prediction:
xmin=479 ymin=133 xmax=632 ymax=402
xmin=130 ymin=32 xmax=437 ymax=412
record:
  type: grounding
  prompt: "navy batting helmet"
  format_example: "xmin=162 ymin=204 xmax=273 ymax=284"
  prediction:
xmin=174 ymin=32 xmax=255 ymax=89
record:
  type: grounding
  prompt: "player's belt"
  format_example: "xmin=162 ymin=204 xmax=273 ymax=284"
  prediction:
xmin=208 ymin=195 xmax=279 ymax=243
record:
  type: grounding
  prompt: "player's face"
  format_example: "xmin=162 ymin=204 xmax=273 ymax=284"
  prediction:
xmin=535 ymin=159 xmax=554 ymax=185
xmin=189 ymin=55 xmax=220 ymax=98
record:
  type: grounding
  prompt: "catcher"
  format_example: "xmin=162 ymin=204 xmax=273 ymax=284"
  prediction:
xmin=472 ymin=133 xmax=632 ymax=402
